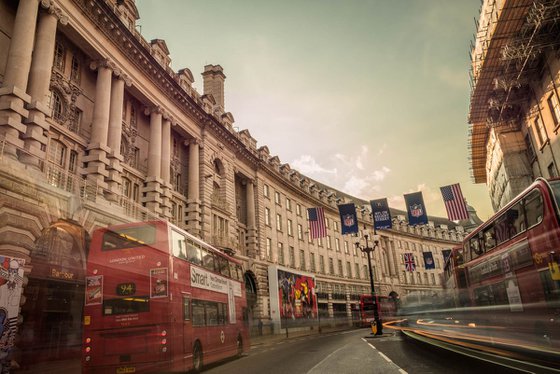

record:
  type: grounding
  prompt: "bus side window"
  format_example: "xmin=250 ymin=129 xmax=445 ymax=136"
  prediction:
xmin=483 ymin=226 xmax=496 ymax=251
xmin=171 ymin=230 xmax=186 ymax=259
xmin=510 ymin=202 xmax=525 ymax=236
xmin=202 ymin=249 xmax=215 ymax=272
xmin=470 ymin=237 xmax=482 ymax=258
xmin=229 ymin=263 xmax=238 ymax=281
xmin=218 ymin=257 xmax=230 ymax=277
xmin=525 ymin=189 xmax=543 ymax=229
xmin=236 ymin=264 xmax=243 ymax=281
xmin=183 ymin=297 xmax=191 ymax=321
xmin=192 ymin=300 xmax=205 ymax=326
xmin=187 ymin=240 xmax=202 ymax=265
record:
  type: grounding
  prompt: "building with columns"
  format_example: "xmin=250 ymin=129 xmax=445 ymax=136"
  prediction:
xmin=0 ymin=0 xmax=473 ymax=370
xmin=469 ymin=0 xmax=560 ymax=211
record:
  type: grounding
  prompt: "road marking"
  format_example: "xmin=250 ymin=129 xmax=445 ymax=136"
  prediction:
xmin=362 ymin=339 xmax=408 ymax=374
xmin=378 ymin=352 xmax=392 ymax=363
xmin=306 ymin=344 xmax=348 ymax=374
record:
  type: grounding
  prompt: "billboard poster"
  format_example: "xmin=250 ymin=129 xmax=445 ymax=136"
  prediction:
xmin=150 ymin=268 xmax=168 ymax=298
xmin=85 ymin=275 xmax=103 ymax=306
xmin=0 ymin=256 xmax=25 ymax=368
xmin=268 ymin=265 xmax=318 ymax=329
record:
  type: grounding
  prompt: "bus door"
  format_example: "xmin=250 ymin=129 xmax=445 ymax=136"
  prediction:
xmin=182 ymin=295 xmax=193 ymax=359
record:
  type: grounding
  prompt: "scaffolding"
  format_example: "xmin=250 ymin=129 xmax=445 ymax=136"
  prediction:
xmin=467 ymin=0 xmax=560 ymax=183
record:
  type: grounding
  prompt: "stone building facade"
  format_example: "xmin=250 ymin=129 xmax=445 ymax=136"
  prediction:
xmin=469 ymin=0 xmax=560 ymax=211
xmin=0 ymin=0 xmax=468 ymax=369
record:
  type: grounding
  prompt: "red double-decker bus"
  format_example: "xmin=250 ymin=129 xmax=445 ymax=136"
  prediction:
xmin=82 ymin=220 xmax=249 ymax=373
xmin=351 ymin=294 xmax=396 ymax=327
xmin=458 ymin=178 xmax=560 ymax=346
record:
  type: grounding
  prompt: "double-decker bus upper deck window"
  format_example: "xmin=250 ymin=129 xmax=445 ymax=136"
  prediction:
xmin=236 ymin=264 xmax=243 ymax=281
xmin=102 ymin=225 xmax=156 ymax=250
xmin=525 ymin=189 xmax=544 ymax=229
xmin=217 ymin=256 xmax=230 ymax=277
xmin=202 ymin=248 xmax=215 ymax=272
xmin=470 ymin=236 xmax=482 ymax=259
xmin=171 ymin=230 xmax=187 ymax=259
xmin=483 ymin=226 xmax=496 ymax=251
xmin=187 ymin=240 xmax=202 ymax=266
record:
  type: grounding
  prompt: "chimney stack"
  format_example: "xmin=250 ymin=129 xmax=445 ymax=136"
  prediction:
xmin=202 ymin=64 xmax=226 ymax=109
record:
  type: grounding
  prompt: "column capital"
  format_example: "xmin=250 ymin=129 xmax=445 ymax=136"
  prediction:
xmin=144 ymin=105 xmax=164 ymax=116
xmin=40 ymin=0 xmax=69 ymax=25
xmin=162 ymin=113 xmax=174 ymax=122
xmin=89 ymin=58 xmax=115 ymax=72
xmin=113 ymin=69 xmax=132 ymax=87
xmin=184 ymin=138 xmax=201 ymax=146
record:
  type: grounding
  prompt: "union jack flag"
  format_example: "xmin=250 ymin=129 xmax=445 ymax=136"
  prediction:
xmin=404 ymin=253 xmax=416 ymax=272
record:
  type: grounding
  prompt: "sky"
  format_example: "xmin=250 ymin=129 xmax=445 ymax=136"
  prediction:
xmin=135 ymin=0 xmax=494 ymax=221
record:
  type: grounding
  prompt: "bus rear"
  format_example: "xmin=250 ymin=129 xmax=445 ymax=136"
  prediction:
xmin=83 ymin=221 xmax=173 ymax=373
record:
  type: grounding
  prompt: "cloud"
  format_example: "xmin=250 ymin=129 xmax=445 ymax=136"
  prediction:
xmin=291 ymin=155 xmax=337 ymax=175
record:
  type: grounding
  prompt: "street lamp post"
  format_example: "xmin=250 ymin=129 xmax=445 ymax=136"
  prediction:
xmin=356 ymin=233 xmax=383 ymax=336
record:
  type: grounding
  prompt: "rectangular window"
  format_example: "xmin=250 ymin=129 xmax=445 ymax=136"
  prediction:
xmin=335 ymin=238 xmax=340 ymax=252
xmin=525 ymin=133 xmax=536 ymax=161
xmin=548 ymin=92 xmax=560 ymax=126
xmin=319 ymin=255 xmax=325 ymax=274
xmin=343 ymin=241 xmax=348 ymax=254
xmin=289 ymin=246 xmax=295 ymax=267
xmin=329 ymin=258 xmax=335 ymax=274
xmin=300 ymin=250 xmax=306 ymax=270
xmin=266 ymin=238 xmax=272 ymax=260
xmin=355 ymin=263 xmax=360 ymax=279
xmin=352 ymin=244 xmax=357 ymax=256
xmin=346 ymin=261 xmax=352 ymax=278
xmin=338 ymin=259 xmax=343 ymax=276
xmin=286 ymin=198 xmax=292 ymax=211
xmin=287 ymin=219 xmax=293 ymax=236
xmin=296 ymin=204 xmax=301 ymax=216
xmin=275 ymin=191 xmax=281 ymax=205
xmin=297 ymin=224 xmax=303 ymax=240
xmin=278 ymin=243 xmax=284 ymax=265
xmin=334 ymin=221 xmax=339 ymax=232
xmin=54 ymin=42 xmax=65 ymax=71
xmin=70 ymin=55 xmax=81 ymax=82
xmin=310 ymin=253 xmax=316 ymax=271
xmin=265 ymin=208 xmax=271 ymax=226
xmin=276 ymin=213 xmax=282 ymax=231
xmin=327 ymin=236 xmax=332 ymax=250
xmin=363 ymin=265 xmax=368 ymax=280
xmin=535 ymin=116 xmax=548 ymax=146
xmin=264 ymin=184 xmax=269 ymax=198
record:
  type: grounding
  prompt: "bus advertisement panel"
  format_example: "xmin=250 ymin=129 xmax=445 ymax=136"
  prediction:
xmin=82 ymin=220 xmax=249 ymax=373
xmin=268 ymin=265 xmax=318 ymax=329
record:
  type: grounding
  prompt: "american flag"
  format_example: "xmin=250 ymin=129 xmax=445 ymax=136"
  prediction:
xmin=440 ymin=183 xmax=469 ymax=221
xmin=308 ymin=207 xmax=327 ymax=239
xmin=404 ymin=253 xmax=416 ymax=272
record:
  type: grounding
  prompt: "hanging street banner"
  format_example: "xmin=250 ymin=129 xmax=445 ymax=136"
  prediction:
xmin=338 ymin=203 xmax=359 ymax=235
xmin=370 ymin=198 xmax=392 ymax=230
xmin=423 ymin=252 xmax=435 ymax=270
xmin=404 ymin=191 xmax=428 ymax=226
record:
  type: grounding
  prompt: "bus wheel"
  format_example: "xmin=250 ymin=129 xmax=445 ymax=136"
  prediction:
xmin=193 ymin=342 xmax=203 ymax=373
xmin=236 ymin=335 xmax=243 ymax=357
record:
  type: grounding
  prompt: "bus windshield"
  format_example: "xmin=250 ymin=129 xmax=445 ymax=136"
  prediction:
xmin=102 ymin=224 xmax=157 ymax=250
xmin=548 ymin=180 xmax=560 ymax=219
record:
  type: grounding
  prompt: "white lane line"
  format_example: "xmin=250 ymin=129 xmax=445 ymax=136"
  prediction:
xmin=362 ymin=337 xmax=408 ymax=374
xmin=305 ymin=344 xmax=348 ymax=374
xmin=378 ymin=351 xmax=392 ymax=363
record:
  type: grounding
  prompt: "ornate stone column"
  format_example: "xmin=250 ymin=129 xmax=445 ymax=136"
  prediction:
xmin=186 ymin=138 xmax=201 ymax=236
xmin=160 ymin=116 xmax=172 ymax=218
xmin=21 ymin=3 xmax=67 ymax=167
xmin=106 ymin=73 xmax=129 ymax=197
xmin=246 ymin=179 xmax=258 ymax=258
xmin=142 ymin=107 xmax=163 ymax=215
xmin=82 ymin=60 xmax=113 ymax=191
xmin=0 ymin=0 xmax=40 ymax=157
